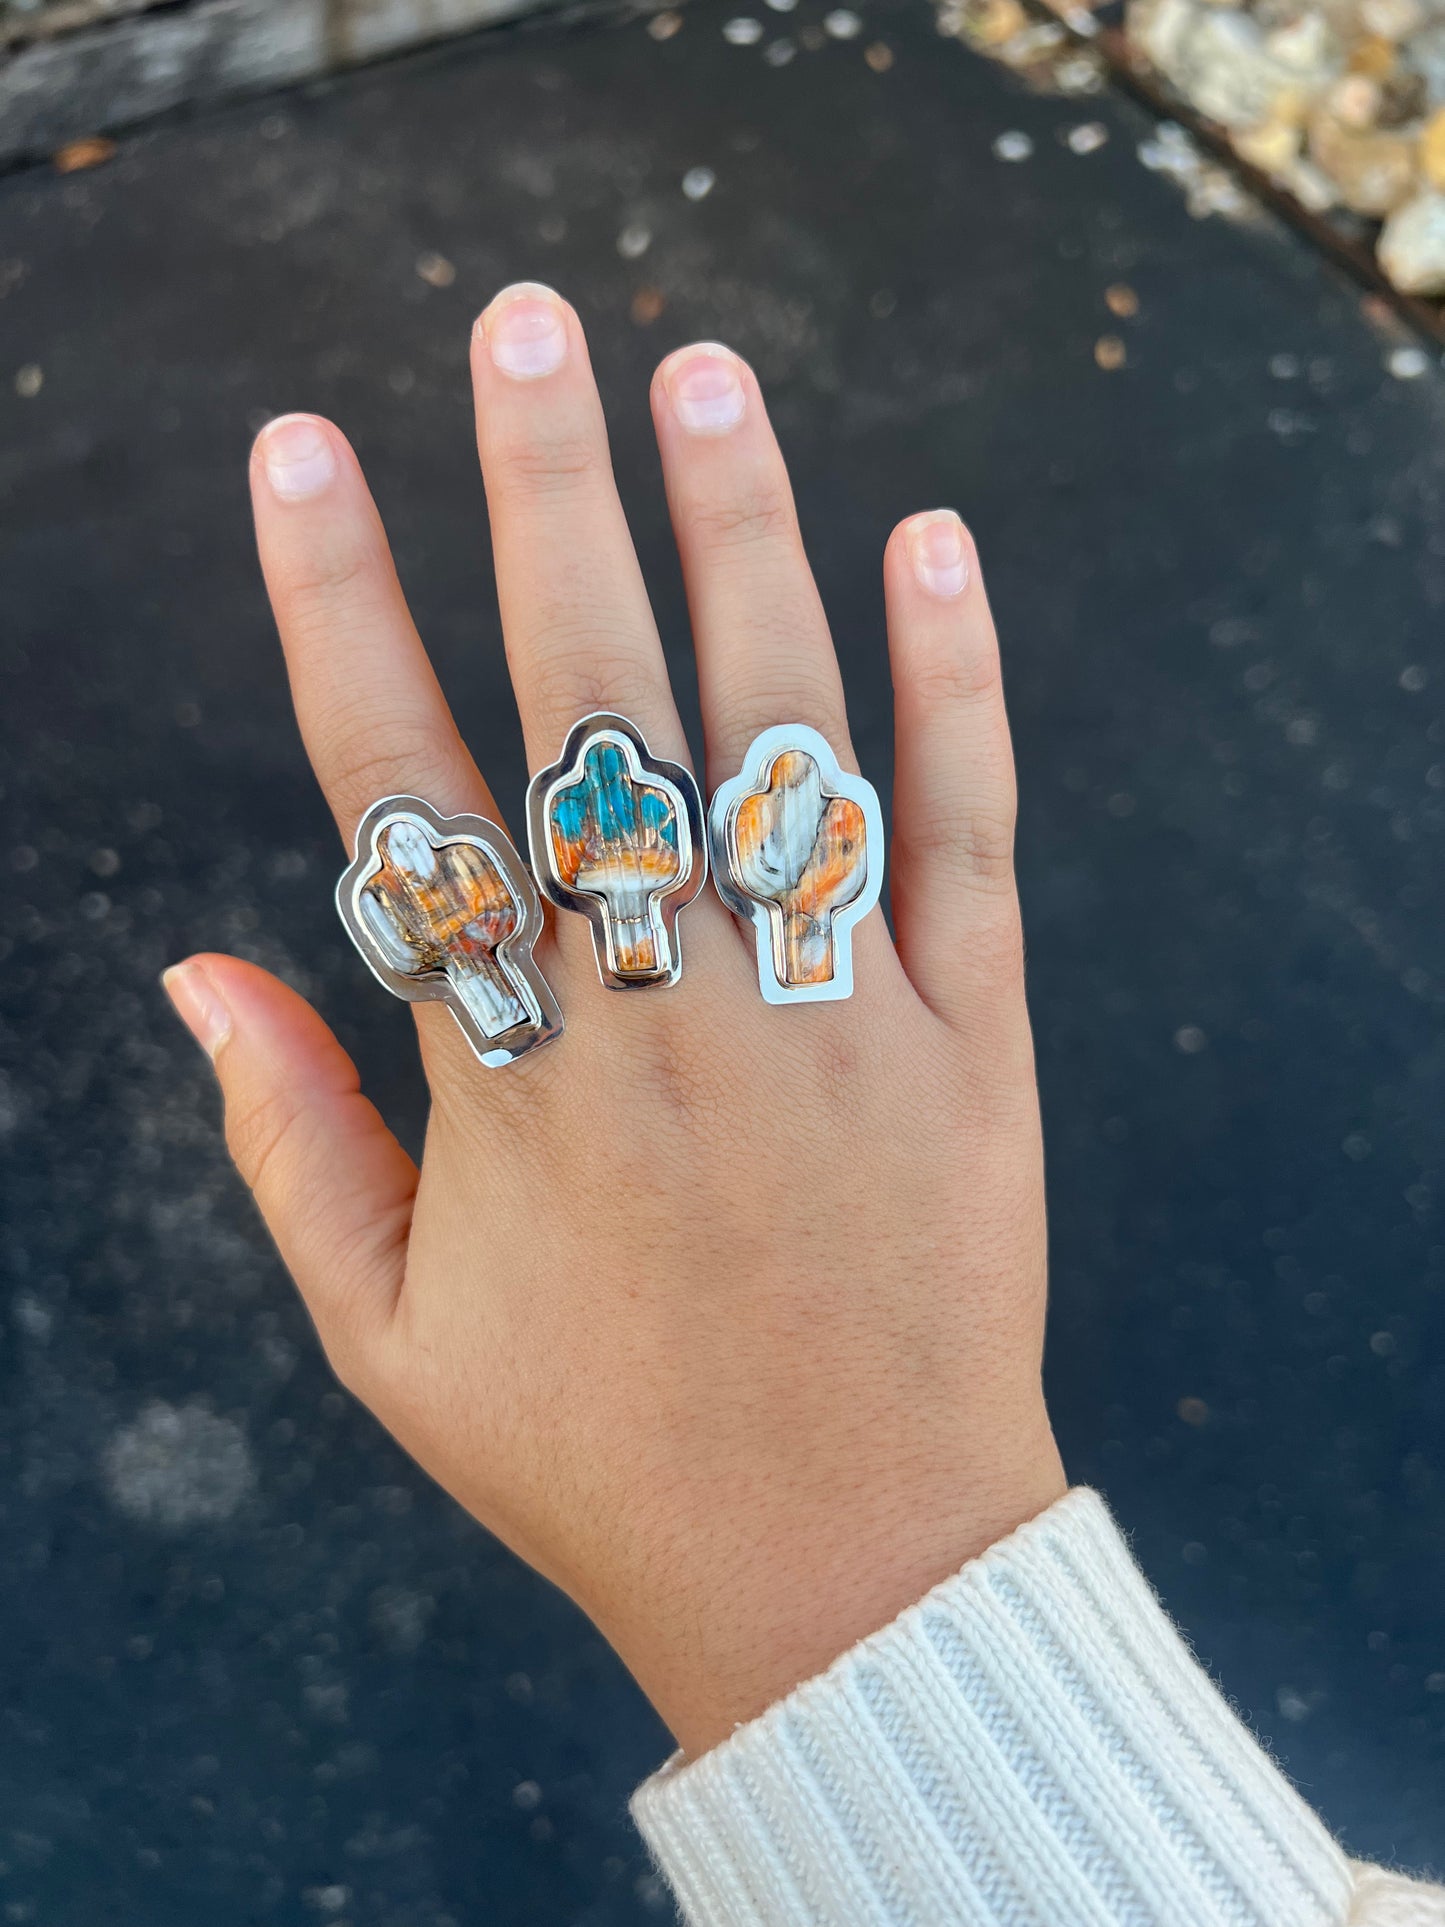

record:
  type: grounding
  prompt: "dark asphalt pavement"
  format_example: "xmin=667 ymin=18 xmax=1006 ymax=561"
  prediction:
xmin=1 ymin=0 xmax=1442 ymax=1918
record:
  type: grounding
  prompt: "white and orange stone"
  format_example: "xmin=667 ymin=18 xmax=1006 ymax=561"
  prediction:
xmin=710 ymin=725 xmax=884 ymax=1005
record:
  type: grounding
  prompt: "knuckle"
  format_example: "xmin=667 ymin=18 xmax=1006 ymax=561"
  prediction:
xmin=631 ymin=1013 xmax=726 ymax=1138
xmin=906 ymin=800 xmax=1017 ymax=891
xmin=908 ymin=642 xmax=1001 ymax=709
xmin=955 ymin=807 xmax=1018 ymax=884
xmin=713 ymin=661 xmax=846 ymax=749
xmin=225 ymin=1085 xmax=315 ymax=1198
xmin=686 ymin=488 xmax=796 ymax=555
xmin=278 ymin=535 xmax=383 ymax=615
xmin=521 ymin=623 xmax=663 ymax=725
xmin=492 ymin=426 xmax=604 ymax=498
xmin=320 ymin=713 xmax=461 ymax=821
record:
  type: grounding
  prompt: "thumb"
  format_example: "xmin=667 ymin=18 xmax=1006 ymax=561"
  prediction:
xmin=163 ymin=953 xmax=416 ymax=1382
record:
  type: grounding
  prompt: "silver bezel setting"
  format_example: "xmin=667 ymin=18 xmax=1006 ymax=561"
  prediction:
xmin=336 ymin=795 xmax=563 ymax=1068
xmin=526 ymin=712 xmax=707 ymax=991
xmin=708 ymin=723 xmax=884 ymax=1005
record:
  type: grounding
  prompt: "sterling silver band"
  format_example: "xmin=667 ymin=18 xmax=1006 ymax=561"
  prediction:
xmin=337 ymin=795 xmax=562 ymax=1067
xmin=708 ymin=724 xmax=884 ymax=1005
xmin=526 ymin=712 xmax=707 ymax=991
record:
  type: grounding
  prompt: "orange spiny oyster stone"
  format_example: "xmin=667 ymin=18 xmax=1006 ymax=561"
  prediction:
xmin=359 ymin=820 xmax=530 ymax=1037
xmin=733 ymin=749 xmax=867 ymax=985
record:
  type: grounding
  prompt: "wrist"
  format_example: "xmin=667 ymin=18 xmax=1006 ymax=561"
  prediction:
xmin=603 ymin=1413 xmax=1067 ymax=1758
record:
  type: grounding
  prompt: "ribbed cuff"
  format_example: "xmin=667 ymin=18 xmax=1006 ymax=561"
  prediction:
xmin=632 ymin=1488 xmax=1356 ymax=1927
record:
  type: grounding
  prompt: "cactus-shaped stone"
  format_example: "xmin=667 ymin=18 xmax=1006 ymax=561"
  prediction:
xmin=731 ymin=749 xmax=867 ymax=987
xmin=357 ymin=818 xmax=531 ymax=1039
xmin=547 ymin=740 xmax=682 ymax=980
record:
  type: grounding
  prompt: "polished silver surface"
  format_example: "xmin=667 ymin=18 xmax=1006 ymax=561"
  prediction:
xmin=526 ymin=712 xmax=706 ymax=990
xmin=337 ymin=795 xmax=562 ymax=1067
xmin=708 ymin=723 xmax=884 ymax=1005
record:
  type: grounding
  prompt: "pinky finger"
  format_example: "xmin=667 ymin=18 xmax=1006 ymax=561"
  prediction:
xmin=163 ymin=954 xmax=416 ymax=1383
xmin=884 ymin=512 xmax=1023 ymax=1028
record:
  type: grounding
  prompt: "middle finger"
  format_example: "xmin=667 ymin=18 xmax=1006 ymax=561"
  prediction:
xmin=470 ymin=283 xmax=687 ymax=770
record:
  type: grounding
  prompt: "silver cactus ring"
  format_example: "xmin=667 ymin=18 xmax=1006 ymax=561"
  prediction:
xmin=336 ymin=796 xmax=563 ymax=1067
xmin=526 ymin=712 xmax=707 ymax=990
xmin=708 ymin=724 xmax=884 ymax=1004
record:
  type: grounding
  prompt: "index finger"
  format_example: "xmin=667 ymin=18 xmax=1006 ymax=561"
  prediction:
xmin=250 ymin=412 xmax=499 ymax=844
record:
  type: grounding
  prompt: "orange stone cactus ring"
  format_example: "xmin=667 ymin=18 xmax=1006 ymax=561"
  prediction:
xmin=709 ymin=725 xmax=884 ymax=1004
xmin=526 ymin=713 xmax=707 ymax=990
xmin=337 ymin=797 xmax=563 ymax=1068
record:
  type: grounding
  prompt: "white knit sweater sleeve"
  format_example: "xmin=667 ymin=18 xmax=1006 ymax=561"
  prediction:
xmin=631 ymin=1488 xmax=1445 ymax=1926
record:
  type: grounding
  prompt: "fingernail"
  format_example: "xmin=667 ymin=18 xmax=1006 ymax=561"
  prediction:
xmin=163 ymin=961 xmax=232 ymax=1060
xmin=481 ymin=282 xmax=569 ymax=380
xmin=907 ymin=511 xmax=970 ymax=598
xmin=259 ymin=415 xmax=338 ymax=500
xmin=663 ymin=344 xmax=746 ymax=436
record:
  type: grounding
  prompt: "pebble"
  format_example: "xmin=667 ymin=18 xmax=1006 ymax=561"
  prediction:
xmin=994 ymin=129 xmax=1035 ymax=160
xmin=1378 ymin=189 xmax=1445 ymax=292
xmin=1056 ymin=53 xmax=1106 ymax=93
xmin=1131 ymin=0 xmax=1342 ymax=132
xmin=415 ymin=251 xmax=455 ymax=288
xmin=681 ymin=165 xmax=715 ymax=200
xmin=1232 ymin=117 xmax=1302 ymax=175
xmin=1308 ymin=108 xmax=1417 ymax=214
xmin=1126 ymin=0 xmax=1445 ymax=290
xmin=1139 ymin=120 xmax=1254 ymax=217
xmin=1420 ymin=106 xmax=1445 ymax=189
xmin=722 ymin=15 xmax=763 ymax=44
xmin=824 ymin=8 xmax=863 ymax=37
xmin=1067 ymin=121 xmax=1110 ymax=152
xmin=967 ymin=0 xmax=1029 ymax=47
xmin=1386 ymin=344 xmax=1431 ymax=376
xmin=939 ymin=0 xmax=1106 ymax=93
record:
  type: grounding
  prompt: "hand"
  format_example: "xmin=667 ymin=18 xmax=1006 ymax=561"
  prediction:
xmin=164 ymin=283 xmax=1066 ymax=1757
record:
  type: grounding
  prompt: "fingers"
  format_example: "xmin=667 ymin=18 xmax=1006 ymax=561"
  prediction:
xmin=650 ymin=344 xmax=852 ymax=780
xmin=884 ymin=514 xmax=1023 ymax=1026
xmin=250 ymin=415 xmax=497 ymax=844
xmin=163 ymin=955 xmax=416 ymax=1383
xmin=470 ymin=284 xmax=687 ymax=768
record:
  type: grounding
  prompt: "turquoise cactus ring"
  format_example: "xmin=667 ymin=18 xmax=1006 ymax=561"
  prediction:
xmin=526 ymin=713 xmax=707 ymax=990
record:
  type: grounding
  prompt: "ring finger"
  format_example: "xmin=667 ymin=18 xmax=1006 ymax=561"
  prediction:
xmin=251 ymin=413 xmax=495 ymax=842
xmin=651 ymin=345 xmax=901 ymax=988
xmin=651 ymin=344 xmax=853 ymax=781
